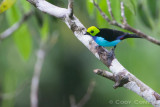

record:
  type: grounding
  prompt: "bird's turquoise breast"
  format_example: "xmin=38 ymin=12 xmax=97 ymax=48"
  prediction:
xmin=94 ymin=36 xmax=121 ymax=47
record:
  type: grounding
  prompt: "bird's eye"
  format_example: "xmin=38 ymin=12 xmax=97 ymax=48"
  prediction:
xmin=91 ymin=30 xmax=94 ymax=33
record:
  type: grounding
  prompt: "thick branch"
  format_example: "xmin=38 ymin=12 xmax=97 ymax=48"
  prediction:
xmin=93 ymin=0 xmax=160 ymax=46
xmin=27 ymin=0 xmax=68 ymax=19
xmin=0 ymin=11 xmax=33 ymax=41
xmin=27 ymin=0 xmax=160 ymax=106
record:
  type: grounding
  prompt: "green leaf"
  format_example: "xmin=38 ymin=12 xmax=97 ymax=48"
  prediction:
xmin=147 ymin=0 xmax=157 ymax=19
xmin=13 ymin=24 xmax=32 ymax=60
xmin=124 ymin=5 xmax=134 ymax=26
xmin=86 ymin=0 xmax=95 ymax=18
xmin=110 ymin=0 xmax=121 ymax=23
xmin=41 ymin=15 xmax=49 ymax=42
xmin=96 ymin=0 xmax=110 ymax=27
xmin=0 ymin=0 xmax=16 ymax=13
xmin=6 ymin=3 xmax=21 ymax=24
xmin=137 ymin=0 xmax=155 ymax=29
xmin=6 ymin=2 xmax=32 ymax=60
xmin=2 ymin=70 xmax=17 ymax=107
xmin=126 ymin=39 xmax=135 ymax=47
xmin=19 ymin=0 xmax=31 ymax=13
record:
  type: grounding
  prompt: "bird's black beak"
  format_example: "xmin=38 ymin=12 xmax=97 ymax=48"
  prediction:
xmin=84 ymin=32 xmax=90 ymax=35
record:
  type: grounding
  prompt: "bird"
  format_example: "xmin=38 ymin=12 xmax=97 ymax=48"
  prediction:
xmin=85 ymin=26 xmax=142 ymax=50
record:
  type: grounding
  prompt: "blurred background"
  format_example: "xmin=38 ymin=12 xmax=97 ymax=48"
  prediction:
xmin=0 ymin=0 xmax=160 ymax=107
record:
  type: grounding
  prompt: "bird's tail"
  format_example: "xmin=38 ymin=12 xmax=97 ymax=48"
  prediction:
xmin=123 ymin=34 xmax=142 ymax=39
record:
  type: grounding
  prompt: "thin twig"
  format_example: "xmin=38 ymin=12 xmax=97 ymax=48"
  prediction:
xmin=93 ymin=0 xmax=121 ymax=27
xmin=0 ymin=80 xmax=29 ymax=100
xmin=120 ymin=2 xmax=127 ymax=25
xmin=30 ymin=43 xmax=46 ymax=107
xmin=77 ymin=81 xmax=95 ymax=107
xmin=106 ymin=0 xmax=115 ymax=20
xmin=0 ymin=11 xmax=33 ymax=41
xmin=69 ymin=95 xmax=77 ymax=107
xmin=93 ymin=0 xmax=160 ymax=45
xmin=93 ymin=0 xmax=111 ymax=23
xmin=30 ymin=35 xmax=58 ymax=107
xmin=94 ymin=69 xmax=130 ymax=89
xmin=68 ymin=0 xmax=74 ymax=18
xmin=69 ymin=81 xmax=96 ymax=107
xmin=94 ymin=69 xmax=115 ymax=81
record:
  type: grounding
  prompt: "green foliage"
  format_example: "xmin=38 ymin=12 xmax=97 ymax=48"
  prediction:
xmin=110 ymin=0 xmax=121 ymax=23
xmin=0 ymin=0 xmax=16 ymax=13
xmin=40 ymin=15 xmax=49 ymax=42
xmin=6 ymin=1 xmax=32 ymax=60
xmin=1 ymin=70 xmax=17 ymax=107
xmin=137 ymin=0 xmax=160 ymax=36
xmin=96 ymin=0 xmax=110 ymax=27
xmin=121 ymin=0 xmax=137 ymax=15
xmin=13 ymin=25 xmax=32 ymax=60
xmin=19 ymin=0 xmax=31 ymax=13
xmin=86 ymin=0 xmax=95 ymax=19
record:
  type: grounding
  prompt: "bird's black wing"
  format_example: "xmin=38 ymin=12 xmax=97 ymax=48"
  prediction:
xmin=97 ymin=28 xmax=126 ymax=41
xmin=97 ymin=28 xmax=141 ymax=41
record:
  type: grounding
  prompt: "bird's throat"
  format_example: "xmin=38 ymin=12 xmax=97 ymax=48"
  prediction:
xmin=92 ymin=36 xmax=97 ymax=41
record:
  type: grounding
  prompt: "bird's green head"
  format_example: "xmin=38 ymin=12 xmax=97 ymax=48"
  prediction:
xmin=86 ymin=26 xmax=100 ymax=36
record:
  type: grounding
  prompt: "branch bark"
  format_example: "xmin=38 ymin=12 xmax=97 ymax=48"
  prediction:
xmin=27 ymin=0 xmax=160 ymax=106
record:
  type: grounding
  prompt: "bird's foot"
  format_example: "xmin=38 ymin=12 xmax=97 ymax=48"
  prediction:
xmin=95 ymin=45 xmax=116 ymax=58
xmin=108 ymin=46 xmax=116 ymax=58
xmin=107 ymin=50 xmax=114 ymax=59
xmin=96 ymin=46 xmax=109 ymax=55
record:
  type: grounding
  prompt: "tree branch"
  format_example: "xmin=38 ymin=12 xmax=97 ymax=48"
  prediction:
xmin=77 ymin=81 xmax=95 ymax=107
xmin=69 ymin=81 xmax=95 ymax=107
xmin=106 ymin=0 xmax=115 ymax=21
xmin=120 ymin=2 xmax=127 ymax=25
xmin=94 ymin=69 xmax=115 ymax=82
xmin=27 ymin=0 xmax=160 ymax=106
xmin=30 ymin=44 xmax=46 ymax=107
xmin=93 ymin=0 xmax=160 ymax=46
xmin=30 ymin=35 xmax=58 ymax=107
xmin=68 ymin=0 xmax=74 ymax=18
xmin=0 ymin=11 xmax=33 ymax=41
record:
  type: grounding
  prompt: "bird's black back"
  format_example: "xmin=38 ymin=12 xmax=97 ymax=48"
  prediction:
xmin=96 ymin=28 xmax=141 ymax=41
xmin=96 ymin=28 xmax=126 ymax=41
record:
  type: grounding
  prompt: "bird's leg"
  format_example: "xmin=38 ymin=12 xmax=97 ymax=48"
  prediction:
xmin=107 ymin=45 xmax=116 ymax=58
xmin=111 ymin=45 xmax=117 ymax=53
xmin=95 ymin=46 xmax=104 ymax=54
xmin=95 ymin=45 xmax=115 ymax=59
xmin=95 ymin=45 xmax=101 ymax=49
